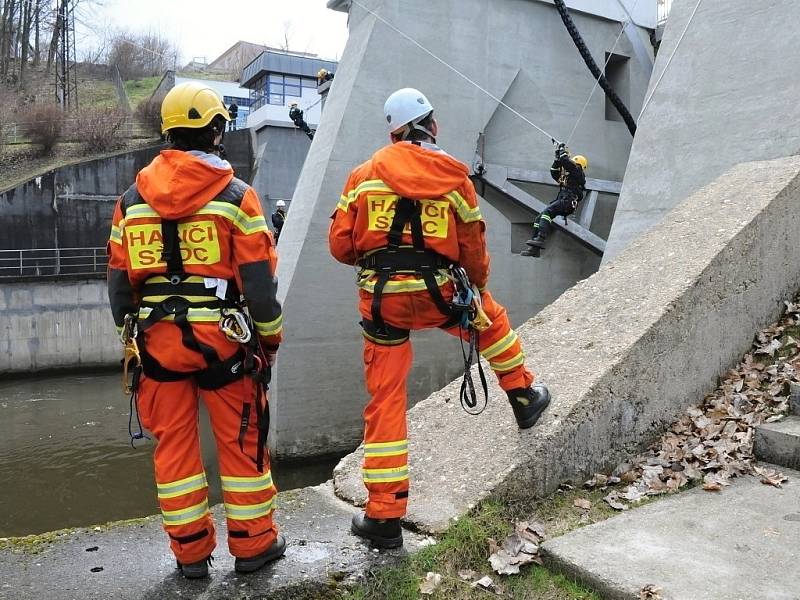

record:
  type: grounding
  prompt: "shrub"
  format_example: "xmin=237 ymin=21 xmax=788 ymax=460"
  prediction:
xmin=73 ymin=107 xmax=129 ymax=153
xmin=135 ymin=94 xmax=164 ymax=138
xmin=26 ymin=104 xmax=64 ymax=155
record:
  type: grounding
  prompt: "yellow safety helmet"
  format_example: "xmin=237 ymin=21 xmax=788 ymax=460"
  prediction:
xmin=572 ymin=155 xmax=588 ymax=170
xmin=318 ymin=68 xmax=328 ymax=78
xmin=161 ymin=82 xmax=230 ymax=134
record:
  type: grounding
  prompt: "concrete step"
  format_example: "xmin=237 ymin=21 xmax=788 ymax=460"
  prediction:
xmin=790 ymin=381 xmax=800 ymax=416
xmin=754 ymin=415 xmax=800 ymax=471
xmin=541 ymin=466 xmax=800 ymax=600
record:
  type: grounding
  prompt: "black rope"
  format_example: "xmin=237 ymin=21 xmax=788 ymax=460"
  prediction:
xmin=553 ymin=0 xmax=637 ymax=136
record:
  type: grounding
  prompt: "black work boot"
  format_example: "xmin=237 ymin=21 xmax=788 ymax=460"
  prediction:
xmin=234 ymin=534 xmax=287 ymax=574
xmin=507 ymin=384 xmax=551 ymax=429
xmin=526 ymin=235 xmax=547 ymax=249
xmin=177 ymin=555 xmax=213 ymax=579
xmin=351 ymin=512 xmax=403 ymax=549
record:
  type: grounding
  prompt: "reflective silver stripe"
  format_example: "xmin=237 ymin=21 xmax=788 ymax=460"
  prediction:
xmin=161 ymin=500 xmax=209 ymax=526
xmin=362 ymin=466 xmax=409 ymax=482
xmin=221 ymin=472 xmax=274 ymax=493
xmin=157 ymin=472 xmax=208 ymax=500
xmin=224 ymin=498 xmax=275 ymax=521
xmin=364 ymin=440 xmax=408 ymax=458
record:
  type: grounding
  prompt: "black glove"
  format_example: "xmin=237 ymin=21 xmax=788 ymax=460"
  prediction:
xmin=555 ymin=143 xmax=568 ymax=159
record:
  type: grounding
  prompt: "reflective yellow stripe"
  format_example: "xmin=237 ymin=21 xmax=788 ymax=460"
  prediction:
xmin=490 ymin=352 xmax=526 ymax=372
xmin=481 ymin=331 xmax=518 ymax=360
xmin=446 ymin=191 xmax=482 ymax=223
xmin=162 ymin=500 xmax=209 ymax=526
xmin=221 ymin=472 xmax=274 ymax=493
xmin=157 ymin=472 xmax=208 ymax=500
xmin=337 ymin=191 xmax=356 ymax=212
xmin=541 ymin=214 xmax=553 ymax=223
xmin=138 ymin=306 xmax=221 ymax=322
xmin=357 ymin=271 xmax=450 ymax=294
xmin=125 ymin=201 xmax=268 ymax=236
xmin=224 ymin=498 xmax=275 ymax=521
xmin=253 ymin=314 xmax=283 ymax=337
xmin=362 ymin=465 xmax=409 ymax=483
xmin=109 ymin=225 xmax=122 ymax=245
xmin=364 ymin=440 xmax=408 ymax=458
xmin=146 ymin=275 xmax=207 ymax=285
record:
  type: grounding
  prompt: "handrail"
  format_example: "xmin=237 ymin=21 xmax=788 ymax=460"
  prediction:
xmin=0 ymin=247 xmax=108 ymax=279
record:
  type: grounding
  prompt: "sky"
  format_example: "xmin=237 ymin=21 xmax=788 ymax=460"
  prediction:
xmin=76 ymin=0 xmax=350 ymax=65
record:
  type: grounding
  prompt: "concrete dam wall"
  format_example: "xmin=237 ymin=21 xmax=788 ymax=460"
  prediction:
xmin=270 ymin=0 xmax=655 ymax=458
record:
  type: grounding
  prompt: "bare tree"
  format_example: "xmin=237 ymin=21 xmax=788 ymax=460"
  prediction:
xmin=107 ymin=29 xmax=178 ymax=79
xmin=278 ymin=19 xmax=293 ymax=52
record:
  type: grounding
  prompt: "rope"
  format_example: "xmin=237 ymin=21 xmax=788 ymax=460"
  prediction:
xmin=639 ymin=0 xmax=702 ymax=120
xmin=303 ymin=96 xmax=323 ymax=112
xmin=553 ymin=0 xmax=637 ymax=136
xmin=349 ymin=0 xmax=560 ymax=144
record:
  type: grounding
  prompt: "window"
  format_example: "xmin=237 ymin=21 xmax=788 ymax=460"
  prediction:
xmin=604 ymin=53 xmax=630 ymax=122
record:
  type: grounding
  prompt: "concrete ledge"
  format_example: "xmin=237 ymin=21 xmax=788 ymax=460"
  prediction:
xmin=0 ymin=482 xmax=428 ymax=600
xmin=334 ymin=156 xmax=800 ymax=532
xmin=755 ymin=417 xmax=800 ymax=471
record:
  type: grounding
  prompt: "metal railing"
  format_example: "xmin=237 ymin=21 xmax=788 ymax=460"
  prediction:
xmin=0 ymin=247 xmax=108 ymax=279
xmin=1 ymin=118 xmax=154 ymax=145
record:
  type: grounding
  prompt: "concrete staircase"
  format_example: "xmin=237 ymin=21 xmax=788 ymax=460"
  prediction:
xmin=754 ymin=382 xmax=800 ymax=470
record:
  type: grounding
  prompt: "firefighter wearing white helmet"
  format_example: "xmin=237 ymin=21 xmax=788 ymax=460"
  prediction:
xmin=383 ymin=88 xmax=436 ymax=141
xmin=272 ymin=199 xmax=287 ymax=242
xmin=330 ymin=87 xmax=550 ymax=549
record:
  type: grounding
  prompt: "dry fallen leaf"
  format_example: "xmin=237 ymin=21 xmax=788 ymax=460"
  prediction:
xmin=754 ymin=466 xmax=788 ymax=488
xmin=472 ymin=575 xmax=495 ymax=590
xmin=573 ymin=498 xmax=592 ymax=511
xmin=419 ymin=572 xmax=442 ymax=595
xmin=639 ymin=583 xmax=663 ymax=599
xmin=603 ymin=492 xmax=628 ymax=511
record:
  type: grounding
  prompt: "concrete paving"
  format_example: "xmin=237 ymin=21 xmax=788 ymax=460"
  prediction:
xmin=0 ymin=482 xmax=429 ymax=600
xmin=755 ymin=417 xmax=800 ymax=471
xmin=541 ymin=468 xmax=800 ymax=600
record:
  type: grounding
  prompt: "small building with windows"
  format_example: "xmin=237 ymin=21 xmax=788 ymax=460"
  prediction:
xmin=241 ymin=49 xmax=337 ymax=128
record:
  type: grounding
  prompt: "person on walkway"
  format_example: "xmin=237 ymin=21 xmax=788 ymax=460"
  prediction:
xmin=271 ymin=200 xmax=287 ymax=242
xmin=228 ymin=101 xmax=239 ymax=131
xmin=288 ymin=101 xmax=314 ymax=140
xmin=522 ymin=144 xmax=587 ymax=255
xmin=107 ymin=81 xmax=285 ymax=579
xmin=317 ymin=68 xmax=334 ymax=86
xmin=328 ymin=88 xmax=550 ymax=549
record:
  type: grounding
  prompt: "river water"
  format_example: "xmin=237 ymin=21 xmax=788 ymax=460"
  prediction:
xmin=0 ymin=373 xmax=343 ymax=537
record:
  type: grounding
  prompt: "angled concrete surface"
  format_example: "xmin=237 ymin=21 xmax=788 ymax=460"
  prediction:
xmin=755 ymin=417 xmax=800 ymax=471
xmin=273 ymin=0 xmax=654 ymax=458
xmin=541 ymin=469 xmax=800 ymax=600
xmin=334 ymin=157 xmax=800 ymax=532
xmin=0 ymin=483 xmax=428 ymax=600
xmin=604 ymin=0 xmax=800 ymax=262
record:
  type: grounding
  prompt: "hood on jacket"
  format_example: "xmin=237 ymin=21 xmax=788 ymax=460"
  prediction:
xmin=372 ymin=142 xmax=470 ymax=199
xmin=136 ymin=149 xmax=234 ymax=219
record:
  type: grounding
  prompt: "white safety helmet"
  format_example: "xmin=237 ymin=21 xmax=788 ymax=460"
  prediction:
xmin=276 ymin=200 xmax=287 ymax=208
xmin=384 ymin=88 xmax=434 ymax=139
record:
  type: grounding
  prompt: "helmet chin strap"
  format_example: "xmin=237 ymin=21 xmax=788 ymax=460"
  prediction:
xmin=399 ymin=118 xmax=436 ymax=143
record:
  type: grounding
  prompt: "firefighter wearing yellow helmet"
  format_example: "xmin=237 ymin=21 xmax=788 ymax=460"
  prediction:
xmin=523 ymin=144 xmax=589 ymax=255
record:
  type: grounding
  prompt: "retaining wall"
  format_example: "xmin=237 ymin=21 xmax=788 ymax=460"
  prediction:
xmin=334 ymin=156 xmax=800 ymax=532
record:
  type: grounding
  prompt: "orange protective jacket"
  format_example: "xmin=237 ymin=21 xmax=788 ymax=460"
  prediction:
xmin=329 ymin=142 xmax=490 ymax=292
xmin=107 ymin=150 xmax=282 ymax=350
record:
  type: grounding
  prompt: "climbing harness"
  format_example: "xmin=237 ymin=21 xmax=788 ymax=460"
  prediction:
xmin=358 ymin=193 xmax=491 ymax=414
xmin=120 ymin=313 xmax=149 ymax=447
xmin=121 ymin=219 xmax=273 ymax=472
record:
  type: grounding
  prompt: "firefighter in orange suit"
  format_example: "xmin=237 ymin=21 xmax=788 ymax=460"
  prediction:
xmin=328 ymin=88 xmax=551 ymax=549
xmin=107 ymin=82 xmax=285 ymax=578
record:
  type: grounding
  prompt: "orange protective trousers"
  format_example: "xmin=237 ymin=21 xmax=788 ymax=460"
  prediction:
xmin=136 ymin=322 xmax=278 ymax=564
xmin=358 ymin=285 xmax=534 ymax=519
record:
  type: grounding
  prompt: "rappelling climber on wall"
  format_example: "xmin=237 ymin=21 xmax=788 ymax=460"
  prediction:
xmin=288 ymin=101 xmax=314 ymax=140
xmin=106 ymin=82 xmax=285 ymax=579
xmin=522 ymin=143 xmax=588 ymax=256
xmin=271 ymin=199 xmax=287 ymax=242
xmin=328 ymin=88 xmax=551 ymax=550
